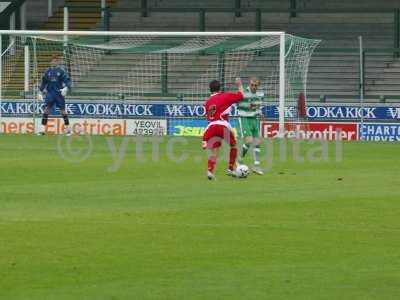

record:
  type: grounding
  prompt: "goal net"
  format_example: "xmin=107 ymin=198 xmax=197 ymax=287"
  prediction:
xmin=0 ymin=31 xmax=320 ymax=136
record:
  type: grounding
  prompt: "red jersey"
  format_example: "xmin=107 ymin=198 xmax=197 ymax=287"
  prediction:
xmin=205 ymin=91 xmax=244 ymax=123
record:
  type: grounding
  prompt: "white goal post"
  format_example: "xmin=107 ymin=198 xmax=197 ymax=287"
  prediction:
xmin=0 ymin=30 xmax=320 ymax=136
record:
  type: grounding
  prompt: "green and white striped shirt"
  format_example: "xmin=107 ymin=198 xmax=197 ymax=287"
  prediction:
xmin=237 ymin=87 xmax=264 ymax=117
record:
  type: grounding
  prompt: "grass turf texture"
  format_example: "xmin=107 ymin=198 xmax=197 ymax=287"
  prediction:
xmin=0 ymin=134 xmax=399 ymax=300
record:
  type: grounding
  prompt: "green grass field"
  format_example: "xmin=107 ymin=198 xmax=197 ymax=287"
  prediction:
xmin=0 ymin=134 xmax=399 ymax=299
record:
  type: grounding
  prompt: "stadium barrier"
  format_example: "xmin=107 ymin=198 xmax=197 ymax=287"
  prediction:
xmin=358 ymin=123 xmax=400 ymax=141
xmin=3 ymin=116 xmax=399 ymax=141
xmin=1 ymin=100 xmax=399 ymax=141
xmin=2 ymin=100 xmax=400 ymax=120
xmin=0 ymin=117 xmax=167 ymax=136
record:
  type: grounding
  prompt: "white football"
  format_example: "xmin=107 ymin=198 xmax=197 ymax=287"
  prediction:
xmin=236 ymin=164 xmax=249 ymax=178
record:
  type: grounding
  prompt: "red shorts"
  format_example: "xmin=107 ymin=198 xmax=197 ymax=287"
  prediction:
xmin=202 ymin=124 xmax=237 ymax=149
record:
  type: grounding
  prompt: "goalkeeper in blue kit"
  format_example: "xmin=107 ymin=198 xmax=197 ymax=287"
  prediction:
xmin=37 ymin=55 xmax=72 ymax=135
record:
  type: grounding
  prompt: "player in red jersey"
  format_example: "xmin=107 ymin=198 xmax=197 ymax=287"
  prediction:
xmin=202 ymin=78 xmax=244 ymax=180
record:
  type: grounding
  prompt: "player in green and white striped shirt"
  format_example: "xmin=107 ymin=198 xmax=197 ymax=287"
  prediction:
xmin=237 ymin=77 xmax=264 ymax=175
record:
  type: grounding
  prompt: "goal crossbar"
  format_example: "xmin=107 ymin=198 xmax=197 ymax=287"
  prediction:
xmin=0 ymin=30 xmax=285 ymax=37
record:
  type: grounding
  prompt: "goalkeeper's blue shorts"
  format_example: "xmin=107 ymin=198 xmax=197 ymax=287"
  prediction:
xmin=45 ymin=93 xmax=65 ymax=110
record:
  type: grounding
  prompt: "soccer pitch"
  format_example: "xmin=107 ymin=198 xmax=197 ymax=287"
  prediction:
xmin=0 ymin=135 xmax=399 ymax=300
